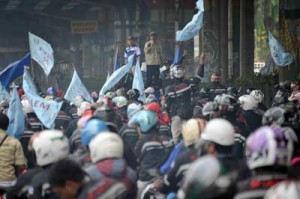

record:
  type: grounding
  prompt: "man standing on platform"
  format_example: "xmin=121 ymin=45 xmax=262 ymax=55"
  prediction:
xmin=144 ymin=32 xmax=163 ymax=88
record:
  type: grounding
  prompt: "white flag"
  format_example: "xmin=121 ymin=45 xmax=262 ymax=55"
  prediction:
xmin=29 ymin=32 xmax=54 ymax=76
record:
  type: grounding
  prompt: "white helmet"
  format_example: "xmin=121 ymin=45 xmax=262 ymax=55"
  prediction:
xmin=112 ymin=96 xmax=128 ymax=108
xmin=145 ymin=87 xmax=155 ymax=94
xmin=89 ymin=132 xmax=124 ymax=163
xmin=77 ymin=101 xmax=91 ymax=116
xmin=32 ymin=130 xmax=69 ymax=166
xmin=182 ymin=119 xmax=207 ymax=147
xmin=201 ymin=118 xmax=235 ymax=146
xmin=21 ymin=99 xmax=33 ymax=114
xmin=250 ymin=90 xmax=264 ymax=103
xmin=170 ymin=65 xmax=184 ymax=79
xmin=202 ymin=102 xmax=217 ymax=116
xmin=238 ymin=95 xmax=258 ymax=111
xmin=264 ymin=181 xmax=300 ymax=199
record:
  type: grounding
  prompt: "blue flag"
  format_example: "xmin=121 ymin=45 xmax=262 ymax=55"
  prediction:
xmin=173 ymin=45 xmax=182 ymax=64
xmin=268 ymin=31 xmax=293 ymax=67
xmin=64 ymin=70 xmax=93 ymax=103
xmin=0 ymin=54 xmax=31 ymax=91
xmin=0 ymin=82 xmax=10 ymax=101
xmin=132 ymin=61 xmax=146 ymax=101
xmin=114 ymin=46 xmax=120 ymax=71
xmin=23 ymin=70 xmax=62 ymax=129
xmin=100 ymin=55 xmax=134 ymax=95
xmin=6 ymin=87 xmax=25 ymax=138
xmin=176 ymin=0 xmax=204 ymax=41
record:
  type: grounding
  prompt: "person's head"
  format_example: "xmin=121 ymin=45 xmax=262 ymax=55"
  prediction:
xmin=80 ymin=118 xmax=109 ymax=146
xmin=182 ymin=118 xmax=207 ymax=147
xmin=0 ymin=113 xmax=9 ymax=131
xmin=127 ymin=36 xmax=136 ymax=46
xmin=32 ymin=130 xmax=69 ymax=167
xmin=48 ymin=158 xmax=86 ymax=199
xmin=197 ymin=118 xmax=235 ymax=156
xmin=128 ymin=110 xmax=158 ymax=133
xmin=163 ymin=60 xmax=172 ymax=68
xmin=149 ymin=31 xmax=157 ymax=41
xmin=127 ymin=89 xmax=140 ymax=101
xmin=246 ymin=126 xmax=294 ymax=171
xmin=262 ymin=107 xmax=285 ymax=126
xmin=210 ymin=69 xmax=221 ymax=83
xmin=178 ymin=155 xmax=237 ymax=199
xmin=112 ymin=96 xmax=128 ymax=109
xmin=47 ymin=87 xmax=57 ymax=96
xmin=238 ymin=95 xmax=258 ymax=111
xmin=89 ymin=132 xmax=124 ymax=163
xmin=77 ymin=101 xmax=92 ymax=117
xmin=170 ymin=65 xmax=185 ymax=79
xmin=250 ymin=89 xmax=264 ymax=104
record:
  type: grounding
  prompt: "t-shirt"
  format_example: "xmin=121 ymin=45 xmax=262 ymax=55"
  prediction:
xmin=0 ymin=130 xmax=26 ymax=182
xmin=124 ymin=45 xmax=141 ymax=65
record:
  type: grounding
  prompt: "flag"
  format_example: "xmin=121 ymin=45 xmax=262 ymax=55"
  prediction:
xmin=6 ymin=87 xmax=25 ymax=138
xmin=0 ymin=54 xmax=31 ymax=91
xmin=268 ymin=31 xmax=293 ymax=67
xmin=64 ymin=70 xmax=93 ymax=103
xmin=0 ymin=82 xmax=10 ymax=101
xmin=29 ymin=32 xmax=54 ymax=76
xmin=23 ymin=70 xmax=62 ymax=128
xmin=176 ymin=0 xmax=204 ymax=41
xmin=113 ymin=46 xmax=120 ymax=71
xmin=260 ymin=56 xmax=276 ymax=75
xmin=132 ymin=61 xmax=146 ymax=101
xmin=173 ymin=45 xmax=182 ymax=64
xmin=106 ymin=72 xmax=110 ymax=82
xmin=100 ymin=55 xmax=134 ymax=95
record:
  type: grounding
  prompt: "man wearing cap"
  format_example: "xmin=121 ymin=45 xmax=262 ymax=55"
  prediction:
xmin=144 ymin=32 xmax=163 ymax=88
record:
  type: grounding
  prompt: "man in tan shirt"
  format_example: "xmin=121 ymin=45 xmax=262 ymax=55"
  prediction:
xmin=144 ymin=32 xmax=163 ymax=88
xmin=0 ymin=113 xmax=26 ymax=190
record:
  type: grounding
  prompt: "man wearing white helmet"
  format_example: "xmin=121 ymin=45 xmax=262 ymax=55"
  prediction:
xmin=250 ymin=89 xmax=267 ymax=112
xmin=7 ymin=130 xmax=70 ymax=199
xmin=85 ymin=132 xmax=137 ymax=198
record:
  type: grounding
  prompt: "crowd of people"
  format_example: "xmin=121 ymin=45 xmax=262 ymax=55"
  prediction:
xmin=0 ymin=32 xmax=300 ymax=199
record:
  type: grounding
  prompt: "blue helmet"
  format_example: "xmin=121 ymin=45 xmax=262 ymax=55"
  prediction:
xmin=47 ymin=87 xmax=56 ymax=95
xmin=81 ymin=118 xmax=109 ymax=146
xmin=128 ymin=110 xmax=158 ymax=133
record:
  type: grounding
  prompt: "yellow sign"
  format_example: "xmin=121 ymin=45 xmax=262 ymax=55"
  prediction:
xmin=71 ymin=21 xmax=98 ymax=34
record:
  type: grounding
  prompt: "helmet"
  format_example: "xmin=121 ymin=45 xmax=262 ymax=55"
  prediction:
xmin=21 ymin=99 xmax=33 ymax=114
xmin=262 ymin=107 xmax=285 ymax=126
xmin=170 ymin=65 xmax=184 ymax=79
xmin=250 ymin=90 xmax=264 ymax=103
xmin=178 ymin=155 xmax=237 ymax=199
xmin=246 ymin=126 xmax=294 ymax=169
xmin=32 ymin=130 xmax=69 ymax=166
xmin=202 ymin=102 xmax=218 ymax=116
xmin=127 ymin=89 xmax=140 ymax=100
xmin=105 ymin=91 xmax=116 ymax=99
xmin=182 ymin=118 xmax=207 ymax=147
xmin=145 ymin=94 xmax=158 ymax=104
xmin=128 ymin=110 xmax=158 ymax=133
xmin=200 ymin=118 xmax=235 ymax=146
xmin=264 ymin=181 xmax=300 ymax=199
xmin=80 ymin=118 xmax=109 ymax=146
xmin=145 ymin=87 xmax=155 ymax=94
xmin=290 ymin=81 xmax=300 ymax=91
xmin=214 ymin=94 xmax=236 ymax=105
xmin=238 ymin=95 xmax=258 ymax=110
xmin=47 ymin=87 xmax=56 ymax=95
xmin=112 ymin=96 xmax=128 ymax=108
xmin=89 ymin=132 xmax=124 ymax=163
xmin=127 ymin=103 xmax=143 ymax=119
xmin=77 ymin=101 xmax=91 ymax=116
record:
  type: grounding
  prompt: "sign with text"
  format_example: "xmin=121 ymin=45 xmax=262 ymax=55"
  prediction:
xmin=71 ymin=21 xmax=98 ymax=34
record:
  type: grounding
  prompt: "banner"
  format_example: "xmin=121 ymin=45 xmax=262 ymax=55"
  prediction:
xmin=0 ymin=82 xmax=10 ymax=101
xmin=176 ymin=0 xmax=204 ymax=41
xmin=6 ymin=87 xmax=25 ymax=138
xmin=132 ymin=61 xmax=146 ymax=101
xmin=268 ymin=31 xmax=293 ymax=67
xmin=0 ymin=54 xmax=31 ymax=91
xmin=100 ymin=55 xmax=134 ymax=95
xmin=64 ymin=70 xmax=93 ymax=103
xmin=29 ymin=32 xmax=54 ymax=76
xmin=23 ymin=70 xmax=62 ymax=128
xmin=71 ymin=21 xmax=98 ymax=34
